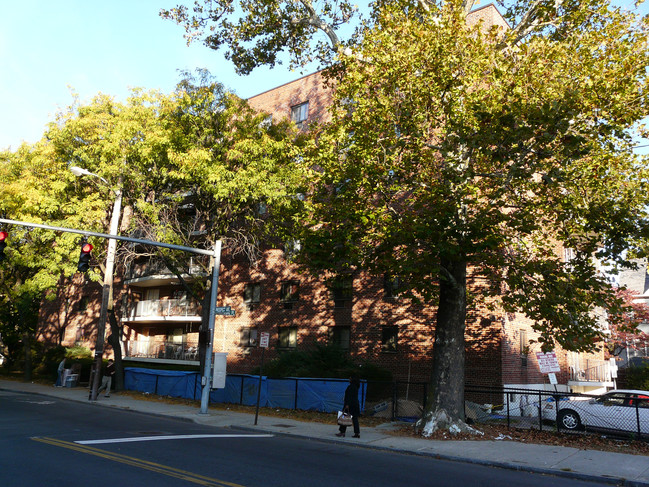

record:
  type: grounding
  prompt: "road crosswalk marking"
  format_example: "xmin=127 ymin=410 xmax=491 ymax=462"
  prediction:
xmin=77 ymin=433 xmax=274 ymax=444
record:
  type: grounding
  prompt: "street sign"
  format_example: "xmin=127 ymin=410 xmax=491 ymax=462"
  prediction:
xmin=214 ymin=306 xmax=236 ymax=316
xmin=260 ymin=332 xmax=269 ymax=348
xmin=536 ymin=351 xmax=561 ymax=374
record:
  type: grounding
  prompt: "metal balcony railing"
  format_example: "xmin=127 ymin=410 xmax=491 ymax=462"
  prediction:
xmin=124 ymin=340 xmax=199 ymax=361
xmin=569 ymin=359 xmax=611 ymax=382
xmin=126 ymin=298 xmax=201 ymax=319
xmin=126 ymin=257 xmax=207 ymax=280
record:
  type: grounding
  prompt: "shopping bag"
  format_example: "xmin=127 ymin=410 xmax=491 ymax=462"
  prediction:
xmin=337 ymin=411 xmax=353 ymax=426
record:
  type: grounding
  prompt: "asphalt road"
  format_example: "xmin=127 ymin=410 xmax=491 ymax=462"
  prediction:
xmin=0 ymin=390 xmax=608 ymax=486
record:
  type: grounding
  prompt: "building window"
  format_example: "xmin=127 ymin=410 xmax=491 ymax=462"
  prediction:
xmin=329 ymin=326 xmax=351 ymax=351
xmin=564 ymin=248 xmax=575 ymax=263
xmin=280 ymin=280 xmax=300 ymax=309
xmin=260 ymin=114 xmax=273 ymax=129
xmin=78 ymin=296 xmax=89 ymax=312
xmin=331 ymin=277 xmax=353 ymax=308
xmin=290 ymin=101 xmax=309 ymax=129
xmin=381 ymin=326 xmax=398 ymax=353
xmin=520 ymin=329 xmax=529 ymax=367
xmin=283 ymin=239 xmax=302 ymax=261
xmin=240 ymin=327 xmax=258 ymax=348
xmin=384 ymin=274 xmax=402 ymax=299
xmin=278 ymin=326 xmax=297 ymax=350
xmin=243 ymin=283 xmax=261 ymax=310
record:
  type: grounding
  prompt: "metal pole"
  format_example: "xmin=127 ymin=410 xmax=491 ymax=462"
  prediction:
xmin=89 ymin=188 xmax=122 ymax=401
xmin=199 ymin=241 xmax=222 ymax=414
xmin=255 ymin=347 xmax=265 ymax=425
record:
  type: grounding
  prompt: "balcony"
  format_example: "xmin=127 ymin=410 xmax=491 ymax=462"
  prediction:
xmin=124 ymin=339 xmax=199 ymax=362
xmin=124 ymin=257 xmax=207 ymax=287
xmin=568 ymin=358 xmax=614 ymax=386
xmin=123 ymin=298 xmax=202 ymax=323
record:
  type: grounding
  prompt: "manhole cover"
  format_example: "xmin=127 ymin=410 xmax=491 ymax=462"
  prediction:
xmin=272 ymin=424 xmax=296 ymax=428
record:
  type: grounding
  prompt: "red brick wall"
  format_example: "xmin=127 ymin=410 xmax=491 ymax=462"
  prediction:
xmin=211 ymin=248 xmax=438 ymax=382
xmin=247 ymin=70 xmax=333 ymax=129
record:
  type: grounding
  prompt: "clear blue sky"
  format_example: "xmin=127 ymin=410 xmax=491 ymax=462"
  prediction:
xmin=0 ymin=0 xmax=314 ymax=150
xmin=1 ymin=1 xmax=647 ymax=151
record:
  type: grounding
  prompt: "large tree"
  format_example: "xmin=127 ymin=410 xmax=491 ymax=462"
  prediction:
xmin=42 ymin=71 xmax=305 ymax=379
xmin=304 ymin=2 xmax=649 ymax=434
xmin=165 ymin=0 xmax=649 ymax=434
xmin=0 ymin=143 xmax=88 ymax=378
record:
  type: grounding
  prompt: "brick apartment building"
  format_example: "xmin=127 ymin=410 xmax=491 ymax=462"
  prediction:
xmin=38 ymin=4 xmax=612 ymax=399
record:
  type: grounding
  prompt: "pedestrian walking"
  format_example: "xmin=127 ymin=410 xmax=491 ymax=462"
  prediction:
xmin=97 ymin=359 xmax=115 ymax=397
xmin=336 ymin=375 xmax=361 ymax=438
xmin=55 ymin=357 xmax=66 ymax=387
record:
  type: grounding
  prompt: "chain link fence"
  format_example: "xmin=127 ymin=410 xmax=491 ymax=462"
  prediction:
xmin=124 ymin=367 xmax=649 ymax=440
xmin=464 ymin=386 xmax=649 ymax=441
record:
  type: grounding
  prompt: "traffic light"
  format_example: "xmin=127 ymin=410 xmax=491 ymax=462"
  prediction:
xmin=77 ymin=241 xmax=93 ymax=272
xmin=0 ymin=231 xmax=6 ymax=261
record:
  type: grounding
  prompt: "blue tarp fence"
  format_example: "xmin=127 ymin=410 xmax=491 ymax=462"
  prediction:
xmin=124 ymin=368 xmax=366 ymax=413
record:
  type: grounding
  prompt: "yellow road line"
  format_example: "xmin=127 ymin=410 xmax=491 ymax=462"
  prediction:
xmin=32 ymin=437 xmax=246 ymax=487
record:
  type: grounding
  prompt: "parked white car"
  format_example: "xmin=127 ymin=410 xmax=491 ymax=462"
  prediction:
xmin=543 ymin=389 xmax=649 ymax=434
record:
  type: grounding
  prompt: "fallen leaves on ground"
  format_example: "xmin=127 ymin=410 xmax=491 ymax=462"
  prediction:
xmin=388 ymin=421 xmax=649 ymax=456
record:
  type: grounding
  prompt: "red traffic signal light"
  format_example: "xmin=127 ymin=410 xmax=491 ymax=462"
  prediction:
xmin=0 ymin=231 xmax=7 ymax=261
xmin=77 ymin=241 xmax=93 ymax=272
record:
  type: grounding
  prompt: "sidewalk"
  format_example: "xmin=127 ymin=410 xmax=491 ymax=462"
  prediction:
xmin=3 ymin=379 xmax=649 ymax=486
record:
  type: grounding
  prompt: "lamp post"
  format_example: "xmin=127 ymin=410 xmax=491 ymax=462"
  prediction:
xmin=70 ymin=166 xmax=122 ymax=401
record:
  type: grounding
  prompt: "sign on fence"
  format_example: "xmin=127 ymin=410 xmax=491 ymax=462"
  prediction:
xmin=536 ymin=351 xmax=561 ymax=374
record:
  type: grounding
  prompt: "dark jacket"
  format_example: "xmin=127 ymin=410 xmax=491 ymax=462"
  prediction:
xmin=343 ymin=380 xmax=360 ymax=417
xmin=104 ymin=362 xmax=115 ymax=378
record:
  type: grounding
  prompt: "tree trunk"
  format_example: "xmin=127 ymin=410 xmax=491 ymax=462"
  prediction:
xmin=108 ymin=310 xmax=124 ymax=391
xmin=418 ymin=257 xmax=469 ymax=435
xmin=23 ymin=331 xmax=32 ymax=382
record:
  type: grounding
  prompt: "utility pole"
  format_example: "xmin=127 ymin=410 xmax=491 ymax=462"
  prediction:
xmin=200 ymin=241 xmax=222 ymax=414
xmin=89 ymin=187 xmax=122 ymax=401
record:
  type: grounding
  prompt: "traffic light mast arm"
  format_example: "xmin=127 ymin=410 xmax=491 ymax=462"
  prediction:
xmin=1 ymin=216 xmax=222 ymax=412
xmin=0 ymin=218 xmax=215 ymax=257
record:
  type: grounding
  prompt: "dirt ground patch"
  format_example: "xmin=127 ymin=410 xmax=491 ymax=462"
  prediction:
xmin=388 ymin=421 xmax=649 ymax=456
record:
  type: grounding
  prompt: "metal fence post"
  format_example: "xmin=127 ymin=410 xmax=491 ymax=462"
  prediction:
xmin=392 ymin=381 xmax=398 ymax=421
xmin=423 ymin=382 xmax=427 ymax=411
xmin=295 ymin=378 xmax=299 ymax=410
xmin=636 ymin=398 xmax=641 ymax=438
xmin=506 ymin=390 xmax=510 ymax=429
xmin=538 ymin=390 xmax=543 ymax=431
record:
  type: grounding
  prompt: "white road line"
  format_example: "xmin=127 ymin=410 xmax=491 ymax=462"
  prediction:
xmin=76 ymin=434 xmax=274 ymax=445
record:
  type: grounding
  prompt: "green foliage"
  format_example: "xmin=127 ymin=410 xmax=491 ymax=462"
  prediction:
xmin=300 ymin=2 xmax=649 ymax=354
xmin=65 ymin=346 xmax=93 ymax=360
xmin=624 ymin=365 xmax=649 ymax=391
xmin=161 ymin=0 xmax=361 ymax=75
xmin=252 ymin=344 xmax=392 ymax=380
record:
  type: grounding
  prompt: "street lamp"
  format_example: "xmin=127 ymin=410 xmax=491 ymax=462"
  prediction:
xmin=70 ymin=165 xmax=122 ymax=401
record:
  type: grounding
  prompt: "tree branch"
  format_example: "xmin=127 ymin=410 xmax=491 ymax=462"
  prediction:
xmin=289 ymin=0 xmax=341 ymax=49
xmin=507 ymin=0 xmax=562 ymax=46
